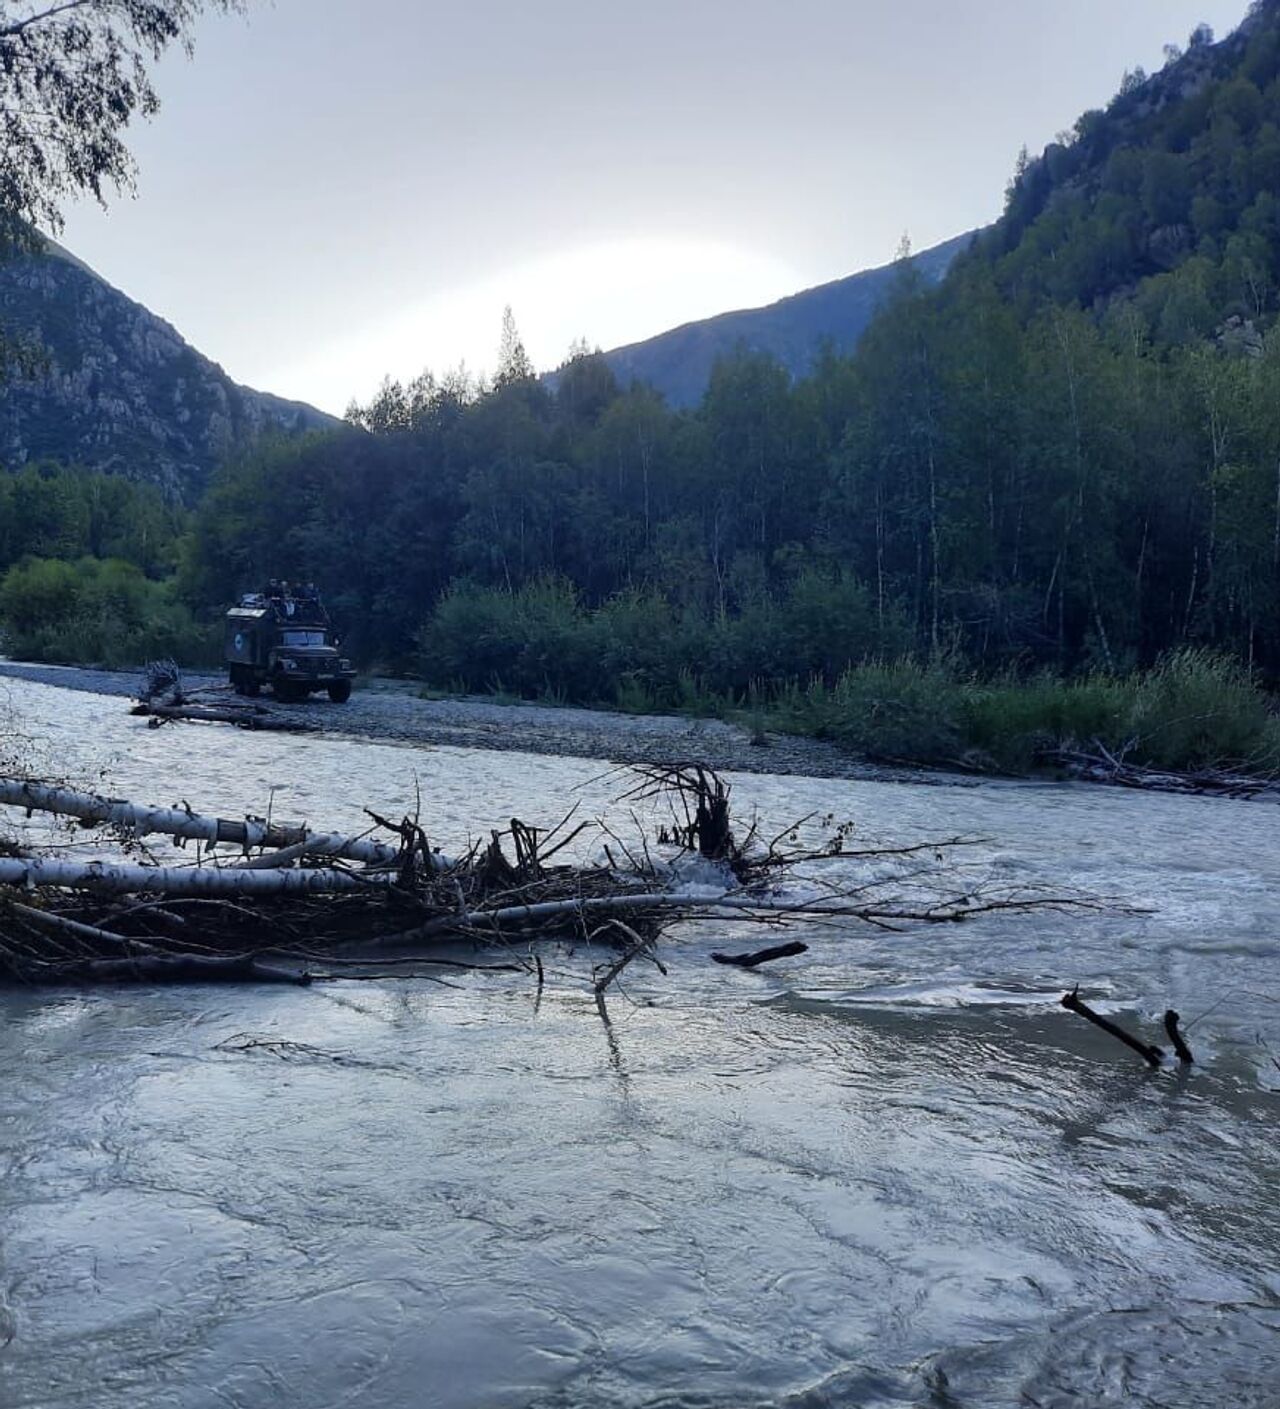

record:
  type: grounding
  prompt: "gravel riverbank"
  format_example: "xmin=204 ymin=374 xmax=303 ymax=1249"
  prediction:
xmin=0 ymin=660 xmax=946 ymax=784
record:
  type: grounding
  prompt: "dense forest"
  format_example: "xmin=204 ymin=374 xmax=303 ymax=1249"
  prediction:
xmin=7 ymin=5 xmax=1280 ymax=767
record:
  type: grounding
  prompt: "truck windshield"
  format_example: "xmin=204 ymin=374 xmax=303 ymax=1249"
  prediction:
xmin=280 ymin=629 xmax=328 ymax=648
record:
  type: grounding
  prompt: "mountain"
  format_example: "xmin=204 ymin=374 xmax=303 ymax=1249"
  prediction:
xmin=0 ymin=240 xmax=335 ymax=501
xmin=969 ymin=1 xmax=1280 ymax=316
xmin=596 ymin=231 xmax=974 ymax=406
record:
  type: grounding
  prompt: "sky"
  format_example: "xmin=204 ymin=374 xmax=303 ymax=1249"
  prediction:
xmin=58 ymin=0 xmax=1252 ymax=414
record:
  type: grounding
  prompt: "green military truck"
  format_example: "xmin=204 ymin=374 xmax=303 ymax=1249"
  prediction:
xmin=224 ymin=584 xmax=356 ymax=703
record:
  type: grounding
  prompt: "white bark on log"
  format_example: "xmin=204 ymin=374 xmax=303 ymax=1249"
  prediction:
xmin=0 ymin=778 xmax=448 ymax=869
xmin=0 ymin=856 xmax=386 ymax=897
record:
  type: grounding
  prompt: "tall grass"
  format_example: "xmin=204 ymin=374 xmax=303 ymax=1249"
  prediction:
xmin=415 ymin=580 xmax=1277 ymax=776
xmin=798 ymin=649 xmax=1279 ymax=773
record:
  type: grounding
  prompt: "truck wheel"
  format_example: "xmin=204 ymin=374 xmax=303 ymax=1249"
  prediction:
xmin=327 ymin=681 xmax=352 ymax=704
xmin=274 ymin=682 xmax=302 ymax=704
xmin=243 ymin=679 xmax=261 ymax=698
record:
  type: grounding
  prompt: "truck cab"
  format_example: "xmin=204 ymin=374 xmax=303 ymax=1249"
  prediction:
xmin=224 ymin=584 xmax=356 ymax=703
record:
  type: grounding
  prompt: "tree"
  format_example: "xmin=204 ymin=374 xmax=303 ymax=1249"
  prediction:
xmin=0 ymin=0 xmax=244 ymax=242
xmin=495 ymin=305 xmax=534 ymax=387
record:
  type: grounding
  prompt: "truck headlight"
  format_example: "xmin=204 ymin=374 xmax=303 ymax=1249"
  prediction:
xmin=281 ymin=658 xmax=297 ymax=671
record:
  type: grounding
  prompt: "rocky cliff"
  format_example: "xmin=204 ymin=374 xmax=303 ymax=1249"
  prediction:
xmin=0 ymin=241 xmax=334 ymax=501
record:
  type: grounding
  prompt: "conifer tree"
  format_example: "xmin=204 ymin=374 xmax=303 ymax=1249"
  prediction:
xmin=495 ymin=305 xmax=535 ymax=387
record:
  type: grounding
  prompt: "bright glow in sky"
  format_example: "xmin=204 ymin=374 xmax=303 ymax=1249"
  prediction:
xmin=270 ymin=237 xmax=804 ymax=411
xmin=56 ymin=0 xmax=1252 ymax=414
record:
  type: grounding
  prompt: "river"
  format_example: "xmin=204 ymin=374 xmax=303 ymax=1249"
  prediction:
xmin=1 ymin=678 xmax=1277 ymax=1407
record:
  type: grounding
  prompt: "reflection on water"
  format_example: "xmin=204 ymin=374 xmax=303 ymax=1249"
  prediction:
xmin=1 ymin=680 xmax=1277 ymax=1407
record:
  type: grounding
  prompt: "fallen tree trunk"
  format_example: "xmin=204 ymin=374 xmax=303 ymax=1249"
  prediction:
xmin=1054 ymin=743 xmax=1274 ymax=799
xmin=19 ymin=954 xmax=311 ymax=985
xmin=0 ymin=855 xmax=380 ymax=897
xmin=131 ymin=702 xmax=319 ymax=732
xmin=0 ymin=777 xmax=428 ymax=867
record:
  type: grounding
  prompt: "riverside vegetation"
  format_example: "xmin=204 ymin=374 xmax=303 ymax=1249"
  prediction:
xmin=7 ymin=9 xmax=1280 ymax=775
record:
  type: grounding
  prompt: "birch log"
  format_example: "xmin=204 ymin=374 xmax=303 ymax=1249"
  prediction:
xmin=0 ymin=856 xmax=385 ymax=897
xmin=0 ymin=778 xmax=446 ymax=868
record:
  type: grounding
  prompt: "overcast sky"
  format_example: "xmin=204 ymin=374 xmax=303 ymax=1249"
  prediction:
xmin=58 ymin=0 xmax=1251 ymax=413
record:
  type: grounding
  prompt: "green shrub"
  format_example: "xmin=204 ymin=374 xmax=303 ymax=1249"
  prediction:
xmin=955 ymin=652 xmax=1277 ymax=773
xmin=419 ymin=576 xmax=596 ymax=699
xmin=961 ymin=672 xmax=1131 ymax=772
xmin=1126 ymin=649 xmax=1276 ymax=769
xmin=0 ymin=556 xmax=217 ymax=667
xmin=818 ymin=658 xmax=965 ymax=761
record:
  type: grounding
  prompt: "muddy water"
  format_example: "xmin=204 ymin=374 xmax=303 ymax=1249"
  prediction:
xmin=1 ymin=680 xmax=1277 ymax=1407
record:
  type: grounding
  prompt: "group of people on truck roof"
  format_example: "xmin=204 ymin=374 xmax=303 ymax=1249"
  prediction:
xmin=264 ymin=579 xmax=319 ymax=602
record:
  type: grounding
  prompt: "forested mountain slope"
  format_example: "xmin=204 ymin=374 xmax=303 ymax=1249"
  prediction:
xmin=0 ymin=241 xmax=334 ymax=501
xmin=968 ymin=2 xmax=1280 ymax=312
xmin=596 ymin=231 xmax=972 ymax=406
xmin=12 ymin=2 xmax=1280 ymax=727
xmin=166 ymin=3 xmax=1280 ymax=689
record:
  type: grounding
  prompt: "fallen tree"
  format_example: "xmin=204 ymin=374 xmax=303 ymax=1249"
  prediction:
xmin=130 ymin=660 xmax=316 ymax=733
xmin=0 ymin=764 xmax=1095 ymax=989
xmin=1054 ymin=739 xmax=1276 ymax=798
xmin=0 ymin=778 xmax=422 ymax=867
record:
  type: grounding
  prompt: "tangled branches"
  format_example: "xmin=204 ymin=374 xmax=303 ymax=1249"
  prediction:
xmin=0 ymin=765 xmax=1100 ymax=990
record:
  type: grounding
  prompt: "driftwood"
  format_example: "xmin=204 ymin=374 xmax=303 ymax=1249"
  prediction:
xmin=592 ymin=918 xmax=666 ymax=1022
xmin=133 ymin=661 xmax=317 ymax=733
xmin=0 ymin=764 xmax=1096 ymax=989
xmin=628 ymin=765 xmax=737 ymax=862
xmin=0 ymin=779 xmax=416 ymax=867
xmin=131 ymin=702 xmax=317 ymax=732
xmin=711 ymin=942 xmax=809 ymax=968
xmin=1055 ymin=740 xmax=1274 ymax=799
xmin=0 ymin=855 xmax=391 ymax=897
xmin=1061 ymin=988 xmax=1164 ymax=1069
xmin=19 ymin=955 xmax=311 ymax=985
xmin=1164 ymin=1009 xmax=1195 ymax=1064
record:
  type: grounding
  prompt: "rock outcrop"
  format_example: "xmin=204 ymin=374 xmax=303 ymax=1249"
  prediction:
xmin=0 ymin=241 xmax=334 ymax=501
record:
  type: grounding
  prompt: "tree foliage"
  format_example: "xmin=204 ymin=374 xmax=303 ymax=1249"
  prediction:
xmin=0 ymin=0 xmax=243 ymax=241
xmin=495 ymin=305 xmax=535 ymax=388
xmin=0 ymin=554 xmax=212 ymax=664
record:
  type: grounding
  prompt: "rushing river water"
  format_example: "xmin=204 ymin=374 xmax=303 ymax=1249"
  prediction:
xmin=1 ymin=679 xmax=1278 ymax=1408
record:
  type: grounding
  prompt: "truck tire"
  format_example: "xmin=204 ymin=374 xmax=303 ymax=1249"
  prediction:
xmin=274 ymin=682 xmax=303 ymax=704
xmin=327 ymin=681 xmax=352 ymax=704
xmin=242 ymin=679 xmax=261 ymax=698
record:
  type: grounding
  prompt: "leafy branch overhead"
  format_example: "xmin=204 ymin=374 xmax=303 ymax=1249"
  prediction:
xmin=0 ymin=0 xmax=243 ymax=239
